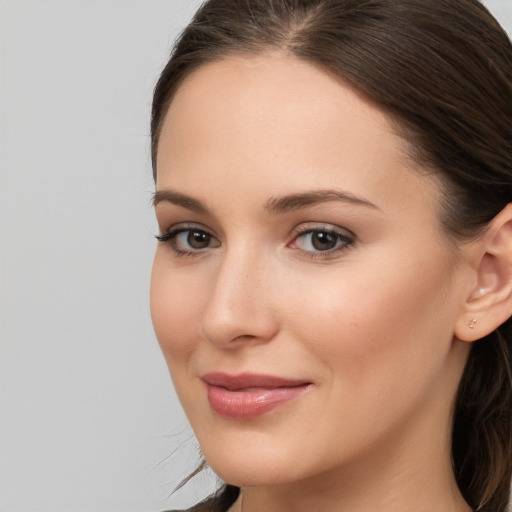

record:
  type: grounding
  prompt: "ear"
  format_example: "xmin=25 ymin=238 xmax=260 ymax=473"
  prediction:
xmin=455 ymin=203 xmax=512 ymax=342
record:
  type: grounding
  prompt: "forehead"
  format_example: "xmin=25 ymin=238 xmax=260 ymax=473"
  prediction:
xmin=160 ymin=54 xmax=406 ymax=159
xmin=156 ymin=54 xmax=440 ymax=222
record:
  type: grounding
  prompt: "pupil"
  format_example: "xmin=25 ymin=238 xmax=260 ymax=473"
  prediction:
xmin=188 ymin=230 xmax=209 ymax=249
xmin=312 ymin=231 xmax=336 ymax=251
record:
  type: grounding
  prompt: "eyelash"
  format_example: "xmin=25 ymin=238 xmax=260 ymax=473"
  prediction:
xmin=155 ymin=224 xmax=219 ymax=258
xmin=155 ymin=224 xmax=355 ymax=259
xmin=288 ymin=225 xmax=355 ymax=259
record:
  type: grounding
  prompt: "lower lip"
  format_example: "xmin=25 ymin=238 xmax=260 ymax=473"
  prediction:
xmin=206 ymin=384 xmax=311 ymax=419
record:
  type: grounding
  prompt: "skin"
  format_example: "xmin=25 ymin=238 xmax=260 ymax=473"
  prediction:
xmin=150 ymin=54 xmax=477 ymax=512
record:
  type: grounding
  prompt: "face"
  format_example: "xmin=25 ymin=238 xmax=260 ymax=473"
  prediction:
xmin=151 ymin=55 xmax=472 ymax=489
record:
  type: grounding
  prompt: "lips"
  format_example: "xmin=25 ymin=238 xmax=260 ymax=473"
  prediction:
xmin=201 ymin=372 xmax=311 ymax=420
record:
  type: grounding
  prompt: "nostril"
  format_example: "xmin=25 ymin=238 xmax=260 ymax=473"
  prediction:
xmin=200 ymin=304 xmax=279 ymax=348
xmin=199 ymin=255 xmax=280 ymax=347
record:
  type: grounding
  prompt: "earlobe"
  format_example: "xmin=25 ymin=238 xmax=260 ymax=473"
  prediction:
xmin=455 ymin=204 xmax=512 ymax=343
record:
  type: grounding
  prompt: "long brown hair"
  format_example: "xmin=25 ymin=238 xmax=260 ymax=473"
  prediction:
xmin=151 ymin=1 xmax=512 ymax=510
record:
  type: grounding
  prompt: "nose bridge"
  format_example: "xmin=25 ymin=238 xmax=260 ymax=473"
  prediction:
xmin=201 ymin=241 xmax=277 ymax=346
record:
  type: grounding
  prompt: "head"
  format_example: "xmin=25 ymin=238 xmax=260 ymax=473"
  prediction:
xmin=150 ymin=1 xmax=512 ymax=511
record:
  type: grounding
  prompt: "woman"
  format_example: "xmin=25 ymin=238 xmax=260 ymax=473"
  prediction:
xmin=149 ymin=1 xmax=512 ymax=511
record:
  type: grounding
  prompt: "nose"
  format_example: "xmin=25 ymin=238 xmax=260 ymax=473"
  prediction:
xmin=200 ymin=247 xmax=280 ymax=348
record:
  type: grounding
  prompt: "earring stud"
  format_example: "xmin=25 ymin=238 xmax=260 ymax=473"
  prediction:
xmin=469 ymin=319 xmax=478 ymax=329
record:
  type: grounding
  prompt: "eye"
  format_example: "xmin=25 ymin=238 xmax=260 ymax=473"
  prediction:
xmin=156 ymin=226 xmax=220 ymax=256
xmin=178 ymin=230 xmax=213 ymax=250
xmin=289 ymin=226 xmax=354 ymax=256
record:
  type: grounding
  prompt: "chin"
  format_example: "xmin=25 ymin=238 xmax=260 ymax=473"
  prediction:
xmin=198 ymin=432 xmax=314 ymax=488
xmin=209 ymin=460 xmax=294 ymax=488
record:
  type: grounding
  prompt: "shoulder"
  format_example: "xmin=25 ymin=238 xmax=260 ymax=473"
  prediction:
xmin=164 ymin=485 xmax=240 ymax=512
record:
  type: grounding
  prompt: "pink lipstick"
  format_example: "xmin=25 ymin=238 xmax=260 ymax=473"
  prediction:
xmin=202 ymin=372 xmax=311 ymax=420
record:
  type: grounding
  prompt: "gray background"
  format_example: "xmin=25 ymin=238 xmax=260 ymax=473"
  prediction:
xmin=1 ymin=1 xmax=511 ymax=511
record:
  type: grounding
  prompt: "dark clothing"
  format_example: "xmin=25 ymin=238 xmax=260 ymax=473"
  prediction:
xmin=166 ymin=485 xmax=240 ymax=512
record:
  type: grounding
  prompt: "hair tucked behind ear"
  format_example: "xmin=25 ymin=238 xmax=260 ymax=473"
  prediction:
xmin=452 ymin=326 xmax=512 ymax=511
xmin=152 ymin=1 xmax=512 ymax=510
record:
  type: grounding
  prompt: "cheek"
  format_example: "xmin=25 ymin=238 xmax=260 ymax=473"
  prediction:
xmin=150 ymin=252 xmax=205 ymax=368
xmin=282 ymin=248 xmax=457 ymax=396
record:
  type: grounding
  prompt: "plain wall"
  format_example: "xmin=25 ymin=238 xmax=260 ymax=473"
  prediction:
xmin=0 ymin=2 xmax=214 ymax=511
xmin=1 ymin=1 xmax=511 ymax=511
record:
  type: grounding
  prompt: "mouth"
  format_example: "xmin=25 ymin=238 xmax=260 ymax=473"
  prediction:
xmin=201 ymin=372 xmax=312 ymax=420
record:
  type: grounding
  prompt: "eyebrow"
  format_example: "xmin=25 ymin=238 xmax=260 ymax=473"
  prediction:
xmin=152 ymin=189 xmax=210 ymax=214
xmin=265 ymin=189 xmax=380 ymax=213
xmin=152 ymin=188 xmax=379 ymax=214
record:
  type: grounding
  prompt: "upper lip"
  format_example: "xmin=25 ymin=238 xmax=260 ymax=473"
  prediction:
xmin=201 ymin=372 xmax=311 ymax=391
